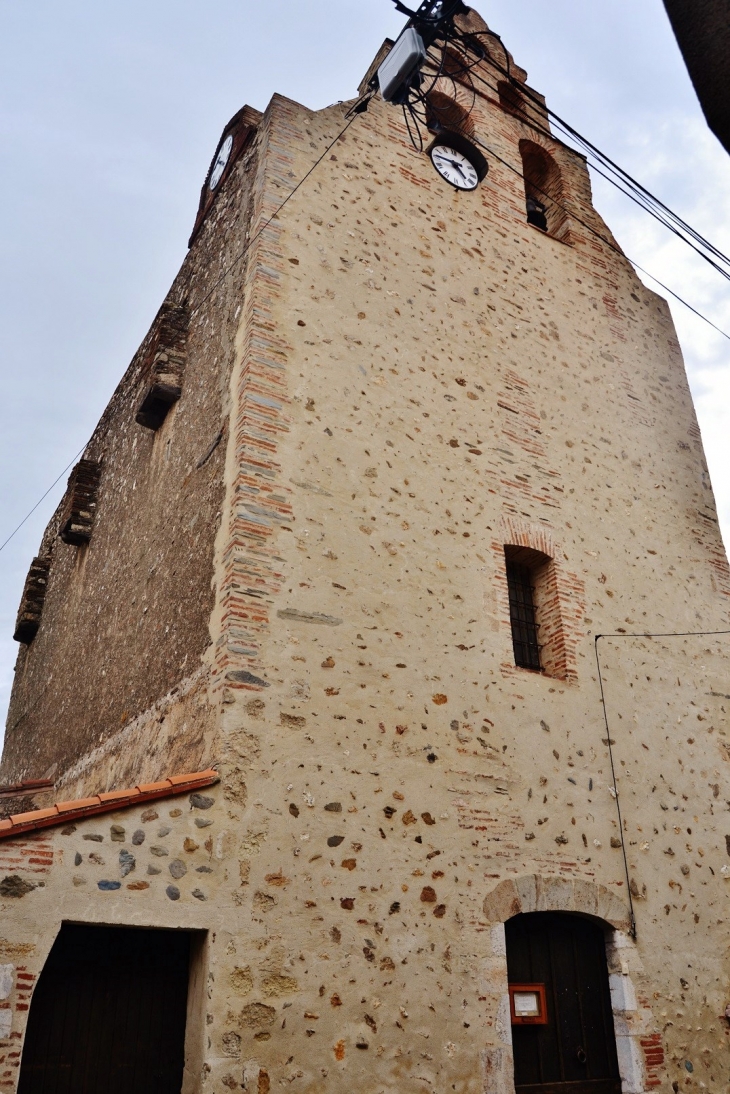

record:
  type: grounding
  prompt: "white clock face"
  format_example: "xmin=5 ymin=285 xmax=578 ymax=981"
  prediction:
xmin=209 ymin=134 xmax=233 ymax=190
xmin=430 ymin=145 xmax=479 ymax=190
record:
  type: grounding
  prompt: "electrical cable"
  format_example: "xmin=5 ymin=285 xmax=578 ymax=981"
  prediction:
xmin=189 ymin=109 xmax=363 ymax=317
xmin=594 ymin=638 xmax=637 ymax=939
xmin=396 ymin=17 xmax=730 ymax=315
xmin=0 ymin=107 xmax=366 ymax=560
xmin=0 ymin=444 xmax=87 ymax=557
xmin=378 ymin=17 xmax=730 ymax=329
xmin=595 ymin=628 xmax=730 ymax=940
xmin=462 ymin=125 xmax=730 ymax=342
xmin=455 ymin=55 xmax=730 ymax=286
xmin=443 ymin=26 xmax=730 ymax=283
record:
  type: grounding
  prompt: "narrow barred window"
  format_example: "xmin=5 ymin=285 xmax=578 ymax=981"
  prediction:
xmin=505 ymin=547 xmax=543 ymax=671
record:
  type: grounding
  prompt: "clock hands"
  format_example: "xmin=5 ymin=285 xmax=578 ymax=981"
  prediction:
xmin=434 ymin=152 xmax=463 ymax=171
xmin=432 ymin=146 xmax=479 ymax=189
xmin=434 ymin=152 xmax=474 ymax=181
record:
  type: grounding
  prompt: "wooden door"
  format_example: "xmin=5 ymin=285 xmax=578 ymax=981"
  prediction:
xmin=506 ymin=913 xmax=621 ymax=1094
xmin=18 ymin=924 xmax=191 ymax=1094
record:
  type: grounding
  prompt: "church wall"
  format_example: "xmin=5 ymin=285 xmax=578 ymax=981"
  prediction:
xmin=2 ymin=25 xmax=730 ymax=1093
xmin=204 ymin=83 xmax=730 ymax=1089
xmin=1 ymin=125 xmax=263 ymax=791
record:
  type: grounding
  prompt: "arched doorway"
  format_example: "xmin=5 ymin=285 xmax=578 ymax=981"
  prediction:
xmin=18 ymin=923 xmax=192 ymax=1094
xmin=506 ymin=912 xmax=621 ymax=1094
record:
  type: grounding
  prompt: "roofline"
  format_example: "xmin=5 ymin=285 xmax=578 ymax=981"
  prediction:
xmin=0 ymin=770 xmax=219 ymax=840
xmin=0 ymin=778 xmax=54 ymax=798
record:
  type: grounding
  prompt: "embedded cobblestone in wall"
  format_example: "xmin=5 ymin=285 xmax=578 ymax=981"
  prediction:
xmin=2 ymin=9 xmax=730 ymax=1093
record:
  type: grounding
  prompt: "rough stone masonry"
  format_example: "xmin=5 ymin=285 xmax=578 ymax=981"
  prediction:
xmin=1 ymin=8 xmax=729 ymax=1093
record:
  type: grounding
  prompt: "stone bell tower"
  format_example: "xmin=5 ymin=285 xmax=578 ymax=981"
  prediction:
xmin=2 ymin=8 xmax=729 ymax=1094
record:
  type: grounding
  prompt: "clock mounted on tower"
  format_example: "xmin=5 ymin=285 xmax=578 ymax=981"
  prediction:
xmin=188 ymin=104 xmax=264 ymax=246
xmin=426 ymin=129 xmax=488 ymax=192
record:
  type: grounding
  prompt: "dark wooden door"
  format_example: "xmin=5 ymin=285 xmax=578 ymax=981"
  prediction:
xmin=506 ymin=913 xmax=621 ymax=1094
xmin=18 ymin=924 xmax=191 ymax=1094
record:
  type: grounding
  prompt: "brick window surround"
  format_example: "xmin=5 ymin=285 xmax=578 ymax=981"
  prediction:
xmin=504 ymin=545 xmax=547 ymax=671
xmin=493 ymin=519 xmax=584 ymax=682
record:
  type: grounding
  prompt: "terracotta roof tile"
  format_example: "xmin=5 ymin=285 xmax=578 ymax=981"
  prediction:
xmin=0 ymin=770 xmax=219 ymax=841
xmin=97 ymin=789 xmax=140 ymax=803
xmin=0 ymin=778 xmax=54 ymax=797
xmin=14 ymin=806 xmax=59 ymax=824
xmin=56 ymin=797 xmax=100 ymax=813
xmin=138 ymin=780 xmax=175 ymax=794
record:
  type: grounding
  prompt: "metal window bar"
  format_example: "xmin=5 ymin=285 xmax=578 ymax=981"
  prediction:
xmin=506 ymin=561 xmax=542 ymax=670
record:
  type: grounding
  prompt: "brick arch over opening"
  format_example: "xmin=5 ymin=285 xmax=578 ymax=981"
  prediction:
xmin=499 ymin=516 xmax=557 ymax=562
xmin=519 ymin=139 xmax=569 ymax=240
xmin=426 ymin=90 xmax=475 ymax=137
xmin=482 ymin=874 xmax=632 ymax=932
xmin=427 ymin=82 xmax=477 ymax=135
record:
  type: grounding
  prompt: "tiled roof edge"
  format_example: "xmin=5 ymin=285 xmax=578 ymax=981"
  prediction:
xmin=0 ymin=778 xmax=55 ymax=796
xmin=0 ymin=770 xmax=219 ymax=840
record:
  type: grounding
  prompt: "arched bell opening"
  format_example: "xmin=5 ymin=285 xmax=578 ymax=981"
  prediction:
xmin=519 ymin=140 xmax=569 ymax=241
xmin=426 ymin=90 xmax=475 ymax=137
xmin=498 ymin=80 xmax=527 ymax=120
xmin=505 ymin=911 xmax=622 ymax=1094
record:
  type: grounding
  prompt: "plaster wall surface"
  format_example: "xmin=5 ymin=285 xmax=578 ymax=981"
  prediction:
xmin=3 ymin=15 xmax=730 ymax=1094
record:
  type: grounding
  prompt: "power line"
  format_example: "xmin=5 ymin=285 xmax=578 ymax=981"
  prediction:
xmin=398 ymin=21 xmax=730 ymax=331
xmin=189 ymin=109 xmax=362 ymax=317
xmin=445 ymin=27 xmax=730 ymax=286
xmin=463 ymin=126 xmax=730 ymax=342
xmin=0 ymin=109 xmax=365 ymax=560
xmin=594 ymin=628 xmax=730 ymax=939
xmin=0 ymin=445 xmax=86 ymax=557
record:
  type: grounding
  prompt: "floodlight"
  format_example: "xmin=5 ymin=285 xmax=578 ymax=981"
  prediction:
xmin=377 ymin=28 xmax=426 ymax=102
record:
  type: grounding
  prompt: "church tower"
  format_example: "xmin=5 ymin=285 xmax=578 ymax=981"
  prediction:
xmin=2 ymin=9 xmax=728 ymax=1093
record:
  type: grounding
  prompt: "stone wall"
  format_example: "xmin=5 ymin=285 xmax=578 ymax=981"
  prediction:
xmin=203 ymin=74 xmax=730 ymax=1089
xmin=1 ymin=118 xmax=263 ymax=789
xmin=2 ymin=14 xmax=730 ymax=1093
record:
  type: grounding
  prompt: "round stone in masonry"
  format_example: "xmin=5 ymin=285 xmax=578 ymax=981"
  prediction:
xmin=190 ymin=793 xmax=215 ymax=810
xmin=132 ymin=829 xmax=145 ymax=845
xmin=169 ymin=859 xmax=187 ymax=880
xmin=119 ymin=851 xmax=135 ymax=877
xmin=166 ymin=885 xmax=181 ymax=901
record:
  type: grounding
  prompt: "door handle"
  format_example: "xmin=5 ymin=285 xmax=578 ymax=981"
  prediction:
xmin=576 ymin=1046 xmax=587 ymax=1064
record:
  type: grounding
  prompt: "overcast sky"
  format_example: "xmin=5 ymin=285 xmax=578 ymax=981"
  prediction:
xmin=1 ymin=0 xmax=729 ymax=754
